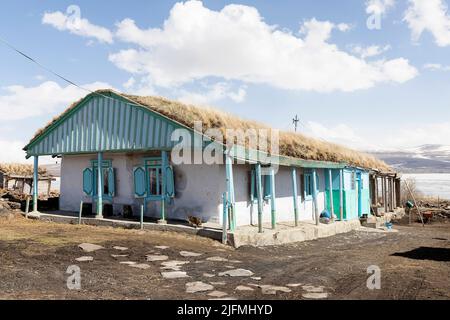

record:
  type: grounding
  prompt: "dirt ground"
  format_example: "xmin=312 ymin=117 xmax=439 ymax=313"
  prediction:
xmin=0 ymin=214 xmax=449 ymax=300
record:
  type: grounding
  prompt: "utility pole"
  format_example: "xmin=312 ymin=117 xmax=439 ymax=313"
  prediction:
xmin=292 ymin=115 xmax=300 ymax=132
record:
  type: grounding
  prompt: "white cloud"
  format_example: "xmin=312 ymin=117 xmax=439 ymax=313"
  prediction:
xmin=381 ymin=122 xmax=450 ymax=149
xmin=423 ymin=63 xmax=450 ymax=70
xmin=0 ymin=81 xmax=112 ymax=121
xmin=304 ymin=121 xmax=377 ymax=150
xmin=0 ymin=140 xmax=28 ymax=163
xmin=177 ymin=82 xmax=246 ymax=105
xmin=404 ymin=0 xmax=450 ymax=47
xmin=366 ymin=0 xmax=396 ymax=15
xmin=109 ymin=0 xmax=417 ymax=93
xmin=352 ymin=44 xmax=391 ymax=59
xmin=42 ymin=10 xmax=113 ymax=44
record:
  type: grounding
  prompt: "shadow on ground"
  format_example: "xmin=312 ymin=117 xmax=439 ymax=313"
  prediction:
xmin=391 ymin=247 xmax=450 ymax=262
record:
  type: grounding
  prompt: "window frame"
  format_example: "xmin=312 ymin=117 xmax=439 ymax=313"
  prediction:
xmin=89 ymin=159 xmax=115 ymax=201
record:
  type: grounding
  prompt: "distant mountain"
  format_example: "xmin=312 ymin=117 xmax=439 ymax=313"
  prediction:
xmin=41 ymin=163 xmax=61 ymax=177
xmin=369 ymin=144 xmax=450 ymax=173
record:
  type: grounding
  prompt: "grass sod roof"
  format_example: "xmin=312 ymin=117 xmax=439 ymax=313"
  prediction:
xmin=0 ymin=163 xmax=48 ymax=177
xmin=26 ymin=89 xmax=391 ymax=172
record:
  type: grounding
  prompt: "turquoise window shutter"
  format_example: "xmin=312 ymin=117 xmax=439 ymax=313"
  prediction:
xmin=82 ymin=168 xmax=93 ymax=196
xmin=264 ymin=174 xmax=271 ymax=199
xmin=165 ymin=166 xmax=175 ymax=198
xmin=250 ymin=169 xmax=257 ymax=203
xmin=133 ymin=166 xmax=147 ymax=198
xmin=108 ymin=168 xmax=115 ymax=197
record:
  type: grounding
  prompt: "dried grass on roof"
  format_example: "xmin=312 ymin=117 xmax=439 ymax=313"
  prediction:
xmin=27 ymin=90 xmax=390 ymax=172
xmin=0 ymin=163 xmax=48 ymax=177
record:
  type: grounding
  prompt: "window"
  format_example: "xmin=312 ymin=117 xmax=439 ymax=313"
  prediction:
xmin=351 ymin=171 xmax=356 ymax=190
xmin=82 ymin=160 xmax=115 ymax=199
xmin=249 ymin=166 xmax=272 ymax=202
xmin=133 ymin=157 xmax=175 ymax=200
xmin=304 ymin=173 xmax=313 ymax=197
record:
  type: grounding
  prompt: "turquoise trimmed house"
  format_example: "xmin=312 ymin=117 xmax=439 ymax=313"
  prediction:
xmin=23 ymin=90 xmax=397 ymax=230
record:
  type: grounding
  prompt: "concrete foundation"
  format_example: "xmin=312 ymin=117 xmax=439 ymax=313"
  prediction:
xmin=32 ymin=211 xmax=362 ymax=248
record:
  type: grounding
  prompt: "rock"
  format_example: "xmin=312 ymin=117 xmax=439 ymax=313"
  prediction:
xmin=208 ymin=291 xmax=228 ymax=298
xmin=302 ymin=285 xmax=325 ymax=293
xmin=111 ymin=254 xmax=128 ymax=258
xmin=130 ymin=263 xmax=151 ymax=270
xmin=75 ymin=256 xmax=93 ymax=262
xmin=203 ymin=273 xmax=215 ymax=278
xmin=161 ymin=271 xmax=189 ymax=279
xmin=146 ymin=254 xmax=169 ymax=262
xmin=210 ymin=281 xmax=226 ymax=286
xmin=179 ymin=251 xmax=202 ymax=257
xmin=161 ymin=260 xmax=189 ymax=271
xmin=250 ymin=277 xmax=262 ymax=281
xmin=113 ymin=246 xmax=128 ymax=251
xmin=120 ymin=261 xmax=137 ymax=265
xmin=235 ymin=285 xmax=254 ymax=291
xmin=259 ymin=285 xmax=292 ymax=295
xmin=209 ymin=297 xmax=238 ymax=300
xmin=206 ymin=256 xmax=228 ymax=262
xmin=229 ymin=260 xmax=242 ymax=264
xmin=78 ymin=243 xmax=104 ymax=253
xmin=186 ymin=281 xmax=214 ymax=293
xmin=219 ymin=269 xmax=254 ymax=277
xmin=302 ymin=292 xmax=328 ymax=299
xmin=155 ymin=246 xmax=170 ymax=250
xmin=287 ymin=283 xmax=302 ymax=287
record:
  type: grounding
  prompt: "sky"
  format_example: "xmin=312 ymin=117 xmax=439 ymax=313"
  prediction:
xmin=1 ymin=0 xmax=450 ymax=163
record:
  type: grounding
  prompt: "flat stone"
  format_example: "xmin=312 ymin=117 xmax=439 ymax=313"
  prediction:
xmin=180 ymin=251 xmax=202 ymax=257
xmin=229 ymin=260 xmax=242 ymax=264
xmin=130 ymin=263 xmax=151 ymax=270
xmin=75 ymin=256 xmax=93 ymax=262
xmin=206 ymin=256 xmax=228 ymax=262
xmin=302 ymin=285 xmax=325 ymax=293
xmin=259 ymin=285 xmax=292 ymax=295
xmin=219 ymin=269 xmax=254 ymax=277
xmin=161 ymin=271 xmax=189 ymax=279
xmin=78 ymin=243 xmax=104 ymax=253
xmin=224 ymin=265 xmax=234 ymax=269
xmin=210 ymin=281 xmax=226 ymax=286
xmin=208 ymin=291 xmax=228 ymax=298
xmin=146 ymin=254 xmax=169 ymax=262
xmin=250 ymin=277 xmax=262 ymax=281
xmin=203 ymin=273 xmax=215 ymax=278
xmin=287 ymin=283 xmax=303 ymax=287
xmin=111 ymin=254 xmax=128 ymax=258
xmin=161 ymin=260 xmax=190 ymax=271
xmin=235 ymin=285 xmax=254 ymax=291
xmin=186 ymin=281 xmax=214 ymax=293
xmin=113 ymin=246 xmax=128 ymax=251
xmin=302 ymin=292 xmax=328 ymax=299
xmin=209 ymin=297 xmax=238 ymax=300
xmin=120 ymin=261 xmax=137 ymax=265
xmin=155 ymin=246 xmax=170 ymax=250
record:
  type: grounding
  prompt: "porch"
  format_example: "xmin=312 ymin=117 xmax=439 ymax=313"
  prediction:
xmin=28 ymin=210 xmax=363 ymax=248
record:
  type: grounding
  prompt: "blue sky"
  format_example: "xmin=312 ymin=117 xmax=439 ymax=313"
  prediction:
xmin=1 ymin=0 xmax=450 ymax=163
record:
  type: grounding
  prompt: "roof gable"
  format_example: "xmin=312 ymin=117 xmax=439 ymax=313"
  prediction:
xmin=24 ymin=91 xmax=186 ymax=157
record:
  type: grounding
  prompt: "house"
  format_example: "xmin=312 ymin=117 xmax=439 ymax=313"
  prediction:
xmin=23 ymin=90 xmax=399 ymax=230
xmin=0 ymin=163 xmax=55 ymax=197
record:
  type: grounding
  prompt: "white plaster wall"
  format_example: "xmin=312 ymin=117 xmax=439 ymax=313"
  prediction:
xmin=60 ymin=153 xmax=327 ymax=226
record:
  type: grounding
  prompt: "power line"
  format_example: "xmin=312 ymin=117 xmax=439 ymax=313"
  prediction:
xmin=0 ymin=35 xmax=141 ymax=108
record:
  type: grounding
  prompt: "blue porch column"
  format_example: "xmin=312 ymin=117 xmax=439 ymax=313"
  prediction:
xmin=96 ymin=152 xmax=103 ymax=219
xmin=32 ymin=156 xmax=39 ymax=213
xmin=255 ymin=163 xmax=263 ymax=233
xmin=312 ymin=169 xmax=319 ymax=226
xmin=328 ymin=169 xmax=335 ymax=220
xmin=225 ymin=155 xmax=235 ymax=230
xmin=160 ymin=151 xmax=168 ymax=224
xmin=291 ymin=167 xmax=299 ymax=227
xmin=269 ymin=167 xmax=276 ymax=229
xmin=339 ymin=169 xmax=344 ymax=220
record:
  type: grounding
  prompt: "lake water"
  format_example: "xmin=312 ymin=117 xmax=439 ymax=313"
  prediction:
xmin=402 ymin=173 xmax=450 ymax=200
